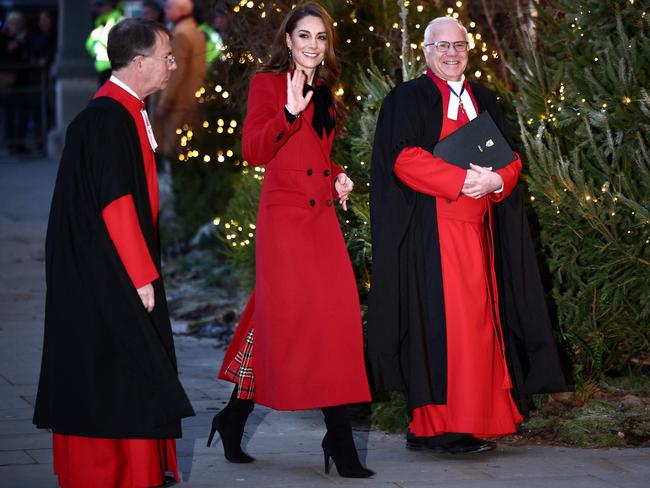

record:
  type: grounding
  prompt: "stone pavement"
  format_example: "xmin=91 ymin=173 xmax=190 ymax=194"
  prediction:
xmin=1 ymin=156 xmax=649 ymax=488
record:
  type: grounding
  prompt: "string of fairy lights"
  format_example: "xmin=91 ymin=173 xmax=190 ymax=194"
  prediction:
xmin=171 ymin=1 xmax=504 ymax=250
xmin=522 ymin=5 xmax=650 ymax=245
xmin=174 ymin=1 xmax=650 ymax=249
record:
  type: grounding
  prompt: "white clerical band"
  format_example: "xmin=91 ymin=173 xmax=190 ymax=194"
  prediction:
xmin=141 ymin=109 xmax=158 ymax=153
xmin=447 ymin=77 xmax=477 ymax=121
xmin=109 ymin=75 xmax=159 ymax=152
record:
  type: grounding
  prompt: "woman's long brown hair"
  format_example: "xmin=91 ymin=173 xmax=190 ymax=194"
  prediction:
xmin=260 ymin=2 xmax=343 ymax=128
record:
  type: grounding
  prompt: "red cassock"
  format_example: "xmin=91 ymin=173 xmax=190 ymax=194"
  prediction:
xmin=52 ymin=80 xmax=178 ymax=488
xmin=394 ymin=72 xmax=523 ymax=438
xmin=219 ymin=72 xmax=371 ymax=410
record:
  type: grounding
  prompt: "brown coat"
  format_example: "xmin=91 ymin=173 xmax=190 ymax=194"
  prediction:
xmin=154 ymin=17 xmax=206 ymax=156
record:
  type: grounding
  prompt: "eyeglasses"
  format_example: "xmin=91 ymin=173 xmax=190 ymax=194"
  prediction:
xmin=423 ymin=41 xmax=469 ymax=52
xmin=134 ymin=53 xmax=176 ymax=65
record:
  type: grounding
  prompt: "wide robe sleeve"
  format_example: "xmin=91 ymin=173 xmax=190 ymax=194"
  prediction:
xmin=394 ymin=146 xmax=466 ymax=200
xmin=102 ymin=195 xmax=159 ymax=289
xmin=242 ymin=73 xmax=302 ymax=166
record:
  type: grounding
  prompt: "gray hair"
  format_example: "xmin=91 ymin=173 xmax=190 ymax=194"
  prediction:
xmin=424 ymin=17 xmax=469 ymax=43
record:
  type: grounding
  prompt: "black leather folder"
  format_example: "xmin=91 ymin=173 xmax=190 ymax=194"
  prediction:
xmin=432 ymin=111 xmax=516 ymax=170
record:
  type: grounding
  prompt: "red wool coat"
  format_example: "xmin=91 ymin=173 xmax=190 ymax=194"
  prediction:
xmin=220 ymin=72 xmax=371 ymax=410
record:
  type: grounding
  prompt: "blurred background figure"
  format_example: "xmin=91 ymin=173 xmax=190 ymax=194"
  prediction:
xmin=152 ymin=0 xmax=206 ymax=158
xmin=211 ymin=5 xmax=231 ymax=45
xmin=198 ymin=5 xmax=225 ymax=65
xmin=85 ymin=0 xmax=123 ymax=85
xmin=142 ymin=0 xmax=165 ymax=24
xmin=0 ymin=9 xmax=29 ymax=154
xmin=30 ymin=8 xmax=57 ymax=152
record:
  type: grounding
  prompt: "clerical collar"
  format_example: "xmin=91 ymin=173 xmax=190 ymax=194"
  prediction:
xmin=446 ymin=75 xmax=477 ymax=121
xmin=108 ymin=75 xmax=158 ymax=152
xmin=109 ymin=75 xmax=141 ymax=102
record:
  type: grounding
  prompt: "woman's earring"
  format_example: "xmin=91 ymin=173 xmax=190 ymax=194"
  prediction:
xmin=288 ymin=48 xmax=292 ymax=59
xmin=321 ymin=59 xmax=325 ymax=66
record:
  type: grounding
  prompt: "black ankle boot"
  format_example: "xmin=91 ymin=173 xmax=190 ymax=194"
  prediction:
xmin=321 ymin=406 xmax=374 ymax=478
xmin=207 ymin=386 xmax=255 ymax=463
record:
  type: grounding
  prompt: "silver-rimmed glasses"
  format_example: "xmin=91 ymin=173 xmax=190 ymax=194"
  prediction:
xmin=423 ymin=41 xmax=469 ymax=52
xmin=134 ymin=53 xmax=176 ymax=65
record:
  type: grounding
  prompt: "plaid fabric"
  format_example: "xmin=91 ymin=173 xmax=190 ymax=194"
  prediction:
xmin=223 ymin=328 xmax=255 ymax=400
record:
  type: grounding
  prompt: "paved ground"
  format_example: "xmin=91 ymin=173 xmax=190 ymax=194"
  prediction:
xmin=1 ymin=156 xmax=649 ymax=488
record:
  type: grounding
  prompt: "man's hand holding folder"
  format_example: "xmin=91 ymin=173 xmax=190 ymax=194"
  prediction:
xmin=432 ymin=111 xmax=515 ymax=198
xmin=432 ymin=111 xmax=516 ymax=170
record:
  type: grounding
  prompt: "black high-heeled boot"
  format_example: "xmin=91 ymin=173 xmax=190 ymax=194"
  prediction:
xmin=321 ymin=406 xmax=375 ymax=478
xmin=207 ymin=386 xmax=255 ymax=463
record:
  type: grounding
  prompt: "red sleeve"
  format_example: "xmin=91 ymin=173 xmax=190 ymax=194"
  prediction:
xmin=242 ymin=74 xmax=301 ymax=166
xmin=394 ymin=146 xmax=467 ymax=201
xmin=488 ymin=151 xmax=523 ymax=202
xmin=102 ymin=194 xmax=159 ymax=289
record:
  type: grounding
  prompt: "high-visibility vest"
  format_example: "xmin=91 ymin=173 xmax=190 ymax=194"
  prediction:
xmin=198 ymin=23 xmax=224 ymax=64
xmin=85 ymin=9 xmax=124 ymax=72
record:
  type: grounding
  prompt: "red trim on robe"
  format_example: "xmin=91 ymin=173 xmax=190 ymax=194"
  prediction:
xmin=102 ymin=195 xmax=160 ymax=289
xmin=95 ymin=80 xmax=159 ymax=223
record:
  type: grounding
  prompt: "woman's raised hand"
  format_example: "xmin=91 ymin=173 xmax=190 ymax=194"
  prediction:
xmin=286 ymin=70 xmax=313 ymax=116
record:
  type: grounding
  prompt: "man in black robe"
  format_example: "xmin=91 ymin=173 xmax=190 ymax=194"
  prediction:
xmin=33 ymin=18 xmax=194 ymax=487
xmin=368 ymin=17 xmax=566 ymax=454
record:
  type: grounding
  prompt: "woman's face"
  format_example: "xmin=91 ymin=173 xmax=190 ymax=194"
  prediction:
xmin=285 ymin=15 xmax=328 ymax=75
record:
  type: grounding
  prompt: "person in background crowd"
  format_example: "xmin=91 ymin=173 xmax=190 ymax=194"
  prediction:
xmin=213 ymin=2 xmax=374 ymax=479
xmin=31 ymin=9 xmax=56 ymax=69
xmin=86 ymin=0 xmax=123 ymax=85
xmin=0 ymin=9 xmax=29 ymax=153
xmin=142 ymin=1 xmax=165 ymax=24
xmin=211 ymin=5 xmax=231 ymax=44
xmin=33 ymin=18 xmax=194 ymax=488
xmin=368 ymin=16 xmax=566 ymax=455
xmin=30 ymin=8 xmax=57 ymax=148
xmin=197 ymin=6 xmax=224 ymax=65
xmin=152 ymin=0 xmax=206 ymax=157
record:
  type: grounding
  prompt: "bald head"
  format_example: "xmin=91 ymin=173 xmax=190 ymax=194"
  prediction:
xmin=424 ymin=17 xmax=469 ymax=44
xmin=165 ymin=0 xmax=193 ymax=24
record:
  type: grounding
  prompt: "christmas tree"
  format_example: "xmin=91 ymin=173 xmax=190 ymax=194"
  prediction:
xmin=509 ymin=0 xmax=650 ymax=383
xmin=177 ymin=0 xmax=502 ymax=281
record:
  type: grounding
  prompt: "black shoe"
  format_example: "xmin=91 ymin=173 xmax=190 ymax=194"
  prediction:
xmin=440 ymin=437 xmax=496 ymax=454
xmin=207 ymin=387 xmax=255 ymax=463
xmin=321 ymin=406 xmax=374 ymax=478
xmin=405 ymin=432 xmax=470 ymax=451
xmin=207 ymin=408 xmax=255 ymax=463
xmin=157 ymin=475 xmax=177 ymax=487
xmin=322 ymin=431 xmax=375 ymax=478
xmin=405 ymin=432 xmax=430 ymax=451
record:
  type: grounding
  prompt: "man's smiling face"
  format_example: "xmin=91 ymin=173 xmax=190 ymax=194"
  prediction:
xmin=423 ymin=20 xmax=469 ymax=82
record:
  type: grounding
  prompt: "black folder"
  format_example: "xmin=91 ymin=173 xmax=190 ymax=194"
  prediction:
xmin=432 ymin=111 xmax=515 ymax=170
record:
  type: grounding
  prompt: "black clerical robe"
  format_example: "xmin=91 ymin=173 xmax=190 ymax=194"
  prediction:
xmin=368 ymin=74 xmax=566 ymax=414
xmin=33 ymin=96 xmax=194 ymax=439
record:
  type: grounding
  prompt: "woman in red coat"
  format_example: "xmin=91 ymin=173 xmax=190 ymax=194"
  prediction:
xmin=210 ymin=2 xmax=373 ymax=479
